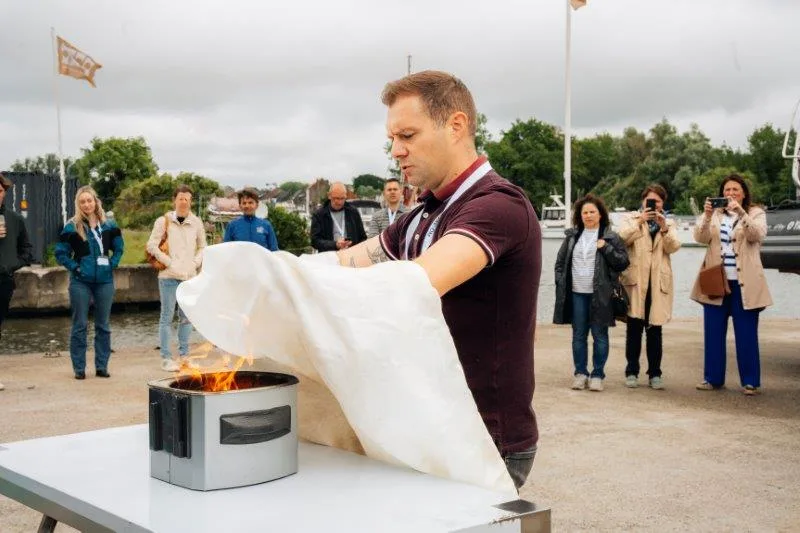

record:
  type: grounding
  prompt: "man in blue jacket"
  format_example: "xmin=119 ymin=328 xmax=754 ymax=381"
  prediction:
xmin=223 ymin=188 xmax=279 ymax=251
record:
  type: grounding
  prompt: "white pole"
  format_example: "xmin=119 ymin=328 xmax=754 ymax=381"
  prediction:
xmin=563 ymin=0 xmax=573 ymax=226
xmin=51 ymin=27 xmax=68 ymax=226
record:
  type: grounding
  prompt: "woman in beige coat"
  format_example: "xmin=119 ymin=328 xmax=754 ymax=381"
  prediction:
xmin=618 ymin=184 xmax=681 ymax=390
xmin=691 ymin=174 xmax=772 ymax=395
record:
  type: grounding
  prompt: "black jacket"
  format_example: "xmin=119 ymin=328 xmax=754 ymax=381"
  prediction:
xmin=310 ymin=201 xmax=368 ymax=252
xmin=0 ymin=204 xmax=34 ymax=279
xmin=553 ymin=225 xmax=629 ymax=327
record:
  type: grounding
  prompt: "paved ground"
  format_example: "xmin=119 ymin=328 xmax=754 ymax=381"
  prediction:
xmin=1 ymin=318 xmax=798 ymax=532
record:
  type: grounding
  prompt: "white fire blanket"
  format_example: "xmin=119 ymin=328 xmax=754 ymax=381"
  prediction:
xmin=177 ymin=242 xmax=516 ymax=495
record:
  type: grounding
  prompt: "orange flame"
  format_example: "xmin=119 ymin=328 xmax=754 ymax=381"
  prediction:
xmin=178 ymin=341 xmax=255 ymax=392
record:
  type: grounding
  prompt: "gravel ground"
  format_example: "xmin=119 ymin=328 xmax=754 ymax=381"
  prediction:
xmin=1 ymin=318 xmax=799 ymax=532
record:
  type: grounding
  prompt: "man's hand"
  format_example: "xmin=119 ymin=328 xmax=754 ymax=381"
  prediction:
xmin=336 ymin=239 xmax=352 ymax=250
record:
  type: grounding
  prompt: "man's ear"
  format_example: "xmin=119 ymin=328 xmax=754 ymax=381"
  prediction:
xmin=447 ymin=111 xmax=469 ymax=142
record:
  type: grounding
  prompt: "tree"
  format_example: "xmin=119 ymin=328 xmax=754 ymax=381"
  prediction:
xmin=353 ymin=174 xmax=385 ymax=191
xmin=356 ymin=185 xmax=380 ymax=199
xmin=475 ymin=112 xmax=492 ymax=155
xmin=278 ymin=181 xmax=307 ymax=196
xmin=72 ymin=136 xmax=159 ymax=209
xmin=484 ymin=118 xmax=563 ymax=212
xmin=745 ymin=124 xmax=794 ymax=205
xmin=267 ymin=206 xmax=310 ymax=255
xmin=10 ymin=153 xmax=76 ymax=176
xmin=113 ymin=172 xmax=222 ymax=229
xmin=687 ymin=167 xmax=758 ymax=211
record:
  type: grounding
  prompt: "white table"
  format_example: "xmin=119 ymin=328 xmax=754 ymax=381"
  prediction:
xmin=0 ymin=425 xmax=549 ymax=532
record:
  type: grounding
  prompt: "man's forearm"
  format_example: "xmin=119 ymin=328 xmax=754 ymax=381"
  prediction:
xmin=337 ymin=236 xmax=389 ymax=268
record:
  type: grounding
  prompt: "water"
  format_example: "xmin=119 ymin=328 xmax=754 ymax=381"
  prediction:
xmin=2 ymin=240 xmax=799 ymax=355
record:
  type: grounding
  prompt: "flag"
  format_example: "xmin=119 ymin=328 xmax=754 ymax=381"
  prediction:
xmin=57 ymin=36 xmax=102 ymax=88
xmin=570 ymin=0 xmax=587 ymax=9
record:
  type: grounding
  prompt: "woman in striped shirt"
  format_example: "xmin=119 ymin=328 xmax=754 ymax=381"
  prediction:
xmin=553 ymin=194 xmax=630 ymax=392
xmin=691 ymin=174 xmax=772 ymax=395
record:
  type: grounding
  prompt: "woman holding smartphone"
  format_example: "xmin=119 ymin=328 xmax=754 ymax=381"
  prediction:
xmin=55 ymin=186 xmax=124 ymax=380
xmin=617 ymin=184 xmax=681 ymax=389
xmin=690 ymin=174 xmax=772 ymax=395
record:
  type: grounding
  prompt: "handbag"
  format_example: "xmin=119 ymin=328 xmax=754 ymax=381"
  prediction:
xmin=145 ymin=214 xmax=170 ymax=271
xmin=611 ymin=282 xmax=630 ymax=322
xmin=698 ymin=262 xmax=730 ymax=298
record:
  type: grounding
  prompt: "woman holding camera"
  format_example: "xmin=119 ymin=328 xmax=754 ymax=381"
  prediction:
xmin=55 ymin=186 xmax=124 ymax=380
xmin=690 ymin=174 xmax=771 ymax=395
xmin=617 ymin=184 xmax=681 ymax=390
xmin=554 ymin=194 xmax=630 ymax=391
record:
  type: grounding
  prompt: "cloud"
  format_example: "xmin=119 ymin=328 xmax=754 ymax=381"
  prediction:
xmin=1 ymin=0 xmax=799 ymax=188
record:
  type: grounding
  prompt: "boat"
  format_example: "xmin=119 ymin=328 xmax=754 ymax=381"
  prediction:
xmin=762 ymin=102 xmax=800 ymax=276
xmin=540 ymin=195 xmax=568 ymax=239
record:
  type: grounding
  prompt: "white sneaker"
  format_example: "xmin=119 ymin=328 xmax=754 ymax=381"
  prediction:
xmin=160 ymin=359 xmax=180 ymax=372
xmin=625 ymin=375 xmax=639 ymax=388
xmin=571 ymin=375 xmax=588 ymax=390
xmin=0 ymin=382 xmax=4 ymax=391
xmin=589 ymin=377 xmax=604 ymax=391
xmin=649 ymin=376 xmax=665 ymax=390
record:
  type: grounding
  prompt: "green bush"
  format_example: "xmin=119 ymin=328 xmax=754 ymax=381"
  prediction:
xmin=268 ymin=206 xmax=310 ymax=255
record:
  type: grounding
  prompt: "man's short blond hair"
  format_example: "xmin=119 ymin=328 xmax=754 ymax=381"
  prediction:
xmin=381 ymin=70 xmax=477 ymax=137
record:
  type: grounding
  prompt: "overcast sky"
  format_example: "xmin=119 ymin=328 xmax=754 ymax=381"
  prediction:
xmin=1 ymin=0 xmax=798 ymax=188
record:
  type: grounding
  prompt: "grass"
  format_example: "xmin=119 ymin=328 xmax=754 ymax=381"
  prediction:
xmin=120 ymin=229 xmax=150 ymax=265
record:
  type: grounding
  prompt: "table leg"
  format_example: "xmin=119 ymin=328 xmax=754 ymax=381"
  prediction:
xmin=38 ymin=514 xmax=58 ymax=533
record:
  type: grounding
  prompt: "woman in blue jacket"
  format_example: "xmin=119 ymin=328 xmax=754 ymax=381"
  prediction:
xmin=55 ymin=186 xmax=124 ymax=380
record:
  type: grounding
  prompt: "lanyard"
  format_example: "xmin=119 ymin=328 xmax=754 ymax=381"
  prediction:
xmin=403 ymin=161 xmax=492 ymax=260
xmin=330 ymin=211 xmax=346 ymax=238
xmin=90 ymin=225 xmax=104 ymax=255
xmin=388 ymin=208 xmax=397 ymax=226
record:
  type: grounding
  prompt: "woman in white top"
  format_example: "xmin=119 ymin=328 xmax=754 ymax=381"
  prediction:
xmin=553 ymin=194 xmax=630 ymax=392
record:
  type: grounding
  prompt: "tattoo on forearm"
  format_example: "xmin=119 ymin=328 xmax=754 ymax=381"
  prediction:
xmin=367 ymin=244 xmax=390 ymax=264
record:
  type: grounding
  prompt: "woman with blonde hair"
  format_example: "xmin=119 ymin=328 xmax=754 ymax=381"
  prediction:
xmin=691 ymin=174 xmax=772 ymax=395
xmin=55 ymin=186 xmax=124 ymax=380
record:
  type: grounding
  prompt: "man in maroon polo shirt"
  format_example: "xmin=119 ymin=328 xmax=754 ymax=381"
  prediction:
xmin=337 ymin=70 xmax=542 ymax=489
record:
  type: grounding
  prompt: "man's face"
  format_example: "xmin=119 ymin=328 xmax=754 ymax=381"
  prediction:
xmin=328 ymin=187 xmax=347 ymax=211
xmin=240 ymin=196 xmax=258 ymax=216
xmin=174 ymin=192 xmax=192 ymax=215
xmin=383 ymin=181 xmax=402 ymax=206
xmin=386 ymin=95 xmax=451 ymax=192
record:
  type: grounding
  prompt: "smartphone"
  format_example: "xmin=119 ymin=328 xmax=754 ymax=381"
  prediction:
xmin=645 ymin=199 xmax=657 ymax=211
xmin=709 ymin=197 xmax=729 ymax=209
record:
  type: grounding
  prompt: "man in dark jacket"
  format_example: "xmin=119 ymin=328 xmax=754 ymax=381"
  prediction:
xmin=310 ymin=182 xmax=367 ymax=252
xmin=0 ymin=173 xmax=34 ymax=352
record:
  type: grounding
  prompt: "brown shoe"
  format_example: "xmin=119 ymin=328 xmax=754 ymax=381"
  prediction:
xmin=743 ymin=385 xmax=759 ymax=396
xmin=696 ymin=381 xmax=720 ymax=391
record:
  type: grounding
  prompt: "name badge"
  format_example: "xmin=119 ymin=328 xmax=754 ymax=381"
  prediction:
xmin=97 ymin=257 xmax=110 ymax=266
xmin=256 ymin=227 xmax=265 ymax=234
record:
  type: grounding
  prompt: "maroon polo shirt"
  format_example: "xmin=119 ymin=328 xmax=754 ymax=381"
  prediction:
xmin=379 ymin=159 xmax=542 ymax=455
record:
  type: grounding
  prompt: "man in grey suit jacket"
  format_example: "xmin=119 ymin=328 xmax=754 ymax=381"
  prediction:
xmin=368 ymin=178 xmax=408 ymax=238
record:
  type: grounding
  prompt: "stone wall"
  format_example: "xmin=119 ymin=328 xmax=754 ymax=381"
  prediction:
xmin=9 ymin=265 xmax=160 ymax=312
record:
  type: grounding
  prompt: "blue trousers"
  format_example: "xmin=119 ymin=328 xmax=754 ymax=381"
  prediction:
xmin=571 ymin=292 xmax=609 ymax=379
xmin=158 ymin=278 xmax=192 ymax=359
xmin=702 ymin=281 xmax=761 ymax=388
xmin=68 ymin=279 xmax=115 ymax=374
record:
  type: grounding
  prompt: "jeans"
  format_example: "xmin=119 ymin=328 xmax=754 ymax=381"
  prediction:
xmin=702 ymin=281 xmax=761 ymax=388
xmin=0 ymin=276 xmax=13 ymax=340
xmin=503 ymin=446 xmax=537 ymax=490
xmin=625 ymin=286 xmax=663 ymax=378
xmin=159 ymin=278 xmax=192 ymax=359
xmin=571 ymin=292 xmax=609 ymax=379
xmin=68 ymin=279 xmax=115 ymax=373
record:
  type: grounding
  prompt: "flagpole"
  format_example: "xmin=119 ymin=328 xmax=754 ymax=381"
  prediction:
xmin=563 ymin=0 xmax=573 ymax=226
xmin=51 ymin=27 xmax=68 ymax=225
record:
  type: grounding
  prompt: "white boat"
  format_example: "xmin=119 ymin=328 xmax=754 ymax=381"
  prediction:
xmin=540 ymin=195 xmax=568 ymax=239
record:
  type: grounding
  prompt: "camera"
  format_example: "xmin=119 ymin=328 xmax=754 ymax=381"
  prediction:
xmin=709 ymin=197 xmax=729 ymax=209
xmin=645 ymin=199 xmax=657 ymax=211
